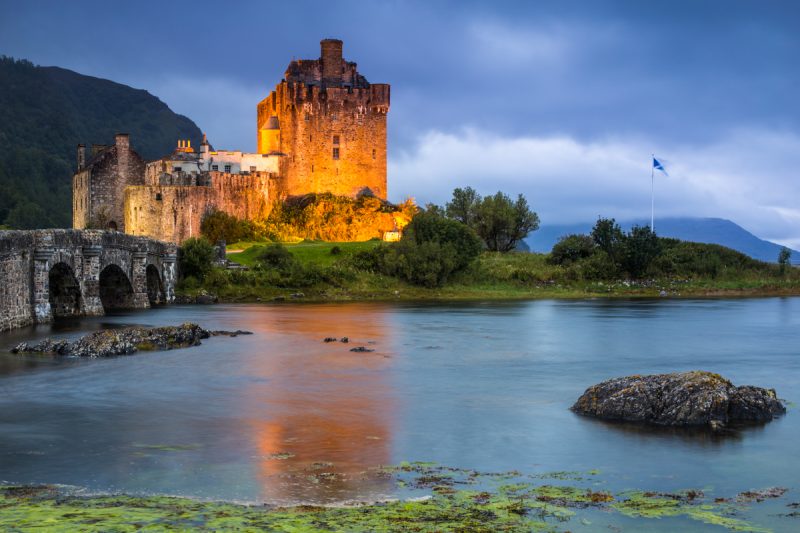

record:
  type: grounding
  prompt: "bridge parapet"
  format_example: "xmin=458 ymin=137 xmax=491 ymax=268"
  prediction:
xmin=0 ymin=229 xmax=178 ymax=332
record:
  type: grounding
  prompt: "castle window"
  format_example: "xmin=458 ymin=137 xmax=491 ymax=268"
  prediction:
xmin=155 ymin=193 xmax=162 ymax=201
xmin=311 ymin=164 xmax=314 ymax=173
xmin=212 ymin=164 xmax=218 ymax=171
xmin=173 ymin=166 xmax=182 ymax=172
xmin=250 ymin=166 xmax=257 ymax=173
xmin=309 ymin=134 xmax=313 ymax=142
xmin=372 ymin=149 xmax=376 ymax=160
xmin=333 ymin=135 xmax=340 ymax=145
xmin=224 ymin=164 xmax=232 ymax=173
xmin=333 ymin=147 xmax=340 ymax=160
xmin=304 ymin=113 xmax=311 ymax=121
xmin=331 ymin=113 xmax=338 ymax=121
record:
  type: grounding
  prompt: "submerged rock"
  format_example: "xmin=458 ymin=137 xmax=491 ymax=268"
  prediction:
xmin=10 ymin=323 xmax=224 ymax=358
xmin=571 ymin=371 xmax=785 ymax=429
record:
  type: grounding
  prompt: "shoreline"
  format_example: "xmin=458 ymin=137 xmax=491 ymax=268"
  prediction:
xmin=178 ymin=285 xmax=800 ymax=305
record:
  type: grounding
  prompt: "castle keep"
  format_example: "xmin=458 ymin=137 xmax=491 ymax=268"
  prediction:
xmin=73 ymin=39 xmax=390 ymax=244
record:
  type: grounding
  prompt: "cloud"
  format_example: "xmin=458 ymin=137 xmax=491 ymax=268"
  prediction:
xmin=389 ymin=128 xmax=800 ymax=246
xmin=140 ymin=76 xmax=265 ymax=153
xmin=468 ymin=20 xmax=569 ymax=68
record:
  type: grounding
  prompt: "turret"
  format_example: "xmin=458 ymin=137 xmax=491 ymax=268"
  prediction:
xmin=321 ymin=38 xmax=343 ymax=86
xmin=77 ymin=144 xmax=86 ymax=170
xmin=200 ymin=133 xmax=209 ymax=157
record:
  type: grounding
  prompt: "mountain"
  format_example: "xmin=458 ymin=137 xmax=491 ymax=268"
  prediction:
xmin=526 ymin=217 xmax=799 ymax=263
xmin=0 ymin=56 xmax=203 ymax=228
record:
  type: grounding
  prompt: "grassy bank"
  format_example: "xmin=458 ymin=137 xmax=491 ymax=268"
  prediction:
xmin=178 ymin=240 xmax=800 ymax=303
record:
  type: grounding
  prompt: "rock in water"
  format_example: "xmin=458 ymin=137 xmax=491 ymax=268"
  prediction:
xmin=11 ymin=323 xmax=214 ymax=358
xmin=571 ymin=371 xmax=785 ymax=429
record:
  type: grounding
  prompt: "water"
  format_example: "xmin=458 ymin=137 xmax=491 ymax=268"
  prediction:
xmin=0 ymin=299 xmax=798 ymax=516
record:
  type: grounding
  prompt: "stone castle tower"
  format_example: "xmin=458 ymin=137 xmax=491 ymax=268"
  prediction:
xmin=256 ymin=39 xmax=390 ymax=199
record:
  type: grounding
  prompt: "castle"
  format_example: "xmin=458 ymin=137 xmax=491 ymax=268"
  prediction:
xmin=73 ymin=39 xmax=390 ymax=244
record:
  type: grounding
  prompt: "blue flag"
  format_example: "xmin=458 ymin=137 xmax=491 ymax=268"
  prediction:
xmin=653 ymin=157 xmax=668 ymax=176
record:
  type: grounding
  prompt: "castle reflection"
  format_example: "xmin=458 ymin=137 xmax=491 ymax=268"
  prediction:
xmin=237 ymin=303 xmax=396 ymax=504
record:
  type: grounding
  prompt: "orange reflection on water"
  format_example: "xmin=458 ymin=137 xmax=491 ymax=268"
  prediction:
xmin=236 ymin=304 xmax=397 ymax=504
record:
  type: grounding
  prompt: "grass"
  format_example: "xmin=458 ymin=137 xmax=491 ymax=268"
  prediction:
xmin=228 ymin=240 xmax=381 ymax=268
xmin=180 ymin=239 xmax=800 ymax=303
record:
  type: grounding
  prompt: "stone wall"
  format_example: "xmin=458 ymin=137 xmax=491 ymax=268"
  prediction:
xmin=0 ymin=230 xmax=176 ymax=332
xmin=124 ymin=172 xmax=280 ymax=243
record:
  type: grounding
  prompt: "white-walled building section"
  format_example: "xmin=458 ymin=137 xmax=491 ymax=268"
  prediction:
xmin=145 ymin=138 xmax=282 ymax=185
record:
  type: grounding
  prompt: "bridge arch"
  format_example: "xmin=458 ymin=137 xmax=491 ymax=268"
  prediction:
xmin=48 ymin=262 xmax=82 ymax=317
xmin=146 ymin=264 xmax=165 ymax=305
xmin=99 ymin=264 xmax=135 ymax=310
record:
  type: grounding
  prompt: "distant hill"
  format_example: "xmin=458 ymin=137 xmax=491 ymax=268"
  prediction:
xmin=526 ymin=217 xmax=799 ymax=263
xmin=0 ymin=56 xmax=202 ymax=228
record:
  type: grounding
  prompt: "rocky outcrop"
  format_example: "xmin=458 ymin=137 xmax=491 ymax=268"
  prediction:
xmin=571 ymin=371 xmax=785 ymax=429
xmin=9 ymin=323 xmax=249 ymax=358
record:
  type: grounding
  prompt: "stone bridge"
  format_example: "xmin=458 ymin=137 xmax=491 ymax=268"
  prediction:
xmin=0 ymin=230 xmax=177 ymax=332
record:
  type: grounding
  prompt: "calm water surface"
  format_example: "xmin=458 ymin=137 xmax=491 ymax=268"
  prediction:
xmin=0 ymin=299 xmax=798 ymax=522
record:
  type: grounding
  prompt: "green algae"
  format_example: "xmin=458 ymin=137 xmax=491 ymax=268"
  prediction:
xmin=0 ymin=469 xmax=788 ymax=532
xmin=612 ymin=490 xmax=772 ymax=532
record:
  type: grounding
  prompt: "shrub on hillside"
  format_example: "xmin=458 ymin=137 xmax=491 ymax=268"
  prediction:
xmin=263 ymin=193 xmax=416 ymax=241
xmin=621 ymin=225 xmax=661 ymax=278
xmin=179 ymin=237 xmax=215 ymax=281
xmin=200 ymin=210 xmax=257 ymax=244
xmin=549 ymin=234 xmax=596 ymax=265
xmin=359 ymin=211 xmax=485 ymax=288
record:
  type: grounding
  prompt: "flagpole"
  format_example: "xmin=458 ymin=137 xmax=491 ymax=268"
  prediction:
xmin=650 ymin=154 xmax=655 ymax=232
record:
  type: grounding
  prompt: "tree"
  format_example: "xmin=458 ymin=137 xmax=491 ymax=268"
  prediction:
xmin=179 ymin=237 xmax=215 ymax=281
xmin=445 ymin=186 xmax=481 ymax=226
xmin=591 ymin=217 xmax=624 ymax=265
xmin=621 ymin=225 xmax=661 ymax=278
xmin=549 ymin=234 xmax=596 ymax=265
xmin=778 ymin=247 xmax=792 ymax=275
xmin=473 ymin=192 xmax=539 ymax=252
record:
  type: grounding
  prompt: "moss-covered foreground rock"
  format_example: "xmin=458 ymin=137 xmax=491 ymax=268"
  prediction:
xmin=0 ymin=464 xmax=792 ymax=532
xmin=571 ymin=371 xmax=786 ymax=429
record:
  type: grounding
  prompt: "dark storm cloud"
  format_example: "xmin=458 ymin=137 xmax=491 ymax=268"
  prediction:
xmin=1 ymin=0 xmax=798 ymax=244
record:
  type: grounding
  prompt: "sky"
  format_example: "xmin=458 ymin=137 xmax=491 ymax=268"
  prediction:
xmin=1 ymin=0 xmax=798 ymax=247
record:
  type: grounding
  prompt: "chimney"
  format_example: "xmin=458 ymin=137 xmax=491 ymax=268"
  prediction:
xmin=115 ymin=133 xmax=130 ymax=187
xmin=115 ymin=133 xmax=130 ymax=154
xmin=77 ymin=144 xmax=86 ymax=170
xmin=321 ymin=38 xmax=343 ymax=86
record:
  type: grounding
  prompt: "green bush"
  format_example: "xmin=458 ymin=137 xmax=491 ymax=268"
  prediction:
xmin=621 ymin=225 xmax=661 ymax=278
xmin=179 ymin=237 xmax=215 ymax=281
xmin=255 ymin=244 xmax=296 ymax=270
xmin=373 ymin=211 xmax=484 ymax=287
xmin=204 ymin=268 xmax=230 ymax=291
xmin=200 ymin=210 xmax=256 ymax=244
xmin=549 ymin=234 xmax=596 ymax=265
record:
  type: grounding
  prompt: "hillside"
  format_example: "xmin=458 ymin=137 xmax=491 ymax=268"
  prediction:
xmin=526 ymin=217 xmax=798 ymax=263
xmin=0 ymin=56 xmax=203 ymax=228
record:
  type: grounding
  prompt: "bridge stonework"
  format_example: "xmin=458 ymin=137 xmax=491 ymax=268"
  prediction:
xmin=0 ymin=230 xmax=177 ymax=332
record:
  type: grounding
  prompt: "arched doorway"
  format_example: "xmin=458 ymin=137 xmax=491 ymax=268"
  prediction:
xmin=99 ymin=264 xmax=134 ymax=310
xmin=146 ymin=264 xmax=165 ymax=305
xmin=49 ymin=263 xmax=82 ymax=317
xmin=107 ymin=221 xmax=118 ymax=231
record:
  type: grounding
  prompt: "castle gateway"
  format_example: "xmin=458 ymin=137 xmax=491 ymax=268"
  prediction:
xmin=73 ymin=39 xmax=390 ymax=244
